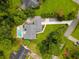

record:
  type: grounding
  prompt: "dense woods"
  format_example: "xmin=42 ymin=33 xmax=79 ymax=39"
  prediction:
xmin=0 ymin=0 xmax=35 ymax=58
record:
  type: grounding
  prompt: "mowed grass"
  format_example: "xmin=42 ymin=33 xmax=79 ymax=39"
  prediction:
xmin=72 ymin=23 xmax=79 ymax=40
xmin=36 ymin=0 xmax=79 ymax=16
xmin=26 ymin=24 xmax=68 ymax=56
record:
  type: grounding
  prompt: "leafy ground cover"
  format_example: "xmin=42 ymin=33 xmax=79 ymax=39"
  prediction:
xmin=72 ymin=23 xmax=79 ymax=40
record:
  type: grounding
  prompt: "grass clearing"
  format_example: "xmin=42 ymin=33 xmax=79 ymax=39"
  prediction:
xmin=36 ymin=0 xmax=79 ymax=16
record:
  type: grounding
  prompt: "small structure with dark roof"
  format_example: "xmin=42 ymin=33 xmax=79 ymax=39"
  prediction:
xmin=10 ymin=45 xmax=30 ymax=59
xmin=21 ymin=0 xmax=40 ymax=9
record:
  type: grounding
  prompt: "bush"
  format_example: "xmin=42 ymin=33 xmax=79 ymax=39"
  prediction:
xmin=41 ymin=12 xmax=55 ymax=18
xmin=38 ymin=31 xmax=61 ymax=56
xmin=56 ymin=11 xmax=77 ymax=21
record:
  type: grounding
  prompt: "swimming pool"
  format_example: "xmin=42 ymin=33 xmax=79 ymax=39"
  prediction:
xmin=17 ymin=26 xmax=23 ymax=38
xmin=17 ymin=30 xmax=22 ymax=38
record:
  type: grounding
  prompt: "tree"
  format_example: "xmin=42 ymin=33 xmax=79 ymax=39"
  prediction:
xmin=70 ymin=48 xmax=79 ymax=59
xmin=66 ymin=11 xmax=76 ymax=20
xmin=38 ymin=26 xmax=67 ymax=59
xmin=38 ymin=31 xmax=61 ymax=55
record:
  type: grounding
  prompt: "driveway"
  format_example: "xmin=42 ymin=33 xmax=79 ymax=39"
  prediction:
xmin=41 ymin=19 xmax=73 ymax=25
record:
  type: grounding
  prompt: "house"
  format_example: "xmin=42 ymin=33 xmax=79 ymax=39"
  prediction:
xmin=17 ymin=16 xmax=43 ymax=39
xmin=23 ymin=24 xmax=37 ymax=39
xmin=10 ymin=45 xmax=30 ymax=59
xmin=21 ymin=0 xmax=40 ymax=9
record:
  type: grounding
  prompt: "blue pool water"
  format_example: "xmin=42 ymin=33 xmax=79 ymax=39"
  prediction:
xmin=17 ymin=30 xmax=22 ymax=38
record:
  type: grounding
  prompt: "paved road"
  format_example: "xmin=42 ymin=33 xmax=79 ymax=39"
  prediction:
xmin=64 ymin=19 xmax=79 ymax=37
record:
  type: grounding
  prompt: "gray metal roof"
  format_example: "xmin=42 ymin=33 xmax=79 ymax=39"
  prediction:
xmin=24 ymin=33 xmax=36 ymax=39
xmin=24 ymin=24 xmax=36 ymax=39
xmin=34 ymin=16 xmax=42 ymax=25
xmin=16 ymin=46 xmax=25 ymax=59
xmin=34 ymin=16 xmax=42 ymax=32
xmin=22 ymin=16 xmax=42 ymax=39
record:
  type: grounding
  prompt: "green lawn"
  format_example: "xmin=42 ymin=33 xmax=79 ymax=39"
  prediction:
xmin=72 ymin=23 xmax=79 ymax=40
xmin=36 ymin=0 xmax=79 ymax=16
